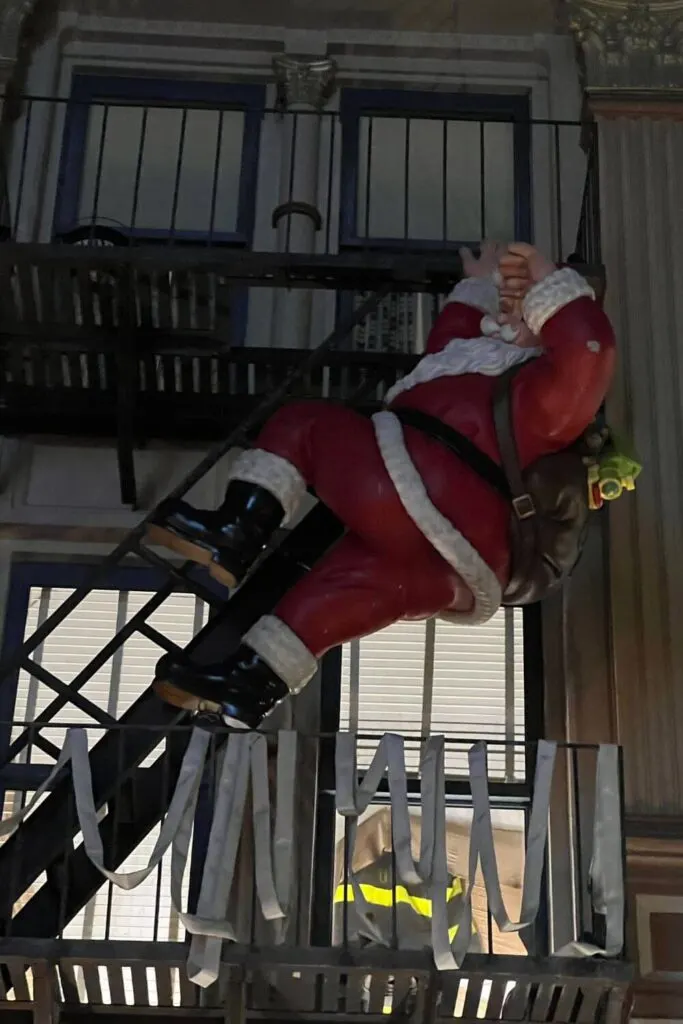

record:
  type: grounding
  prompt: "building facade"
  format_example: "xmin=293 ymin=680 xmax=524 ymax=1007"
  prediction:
xmin=0 ymin=0 xmax=680 ymax=1020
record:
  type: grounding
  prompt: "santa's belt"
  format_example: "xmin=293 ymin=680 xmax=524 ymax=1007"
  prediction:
xmin=389 ymin=406 xmax=512 ymax=502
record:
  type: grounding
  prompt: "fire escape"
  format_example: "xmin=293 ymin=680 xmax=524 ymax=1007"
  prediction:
xmin=0 ymin=88 xmax=632 ymax=1024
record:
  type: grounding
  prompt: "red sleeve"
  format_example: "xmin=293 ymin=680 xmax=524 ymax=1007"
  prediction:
xmin=514 ymin=295 xmax=616 ymax=456
xmin=425 ymin=301 xmax=484 ymax=354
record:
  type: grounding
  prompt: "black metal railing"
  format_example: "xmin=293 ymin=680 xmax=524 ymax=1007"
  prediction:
xmin=0 ymin=721 xmax=625 ymax=964
xmin=0 ymin=97 xmax=604 ymax=372
xmin=573 ymin=142 xmax=602 ymax=267
xmin=0 ymin=95 xmax=599 ymax=260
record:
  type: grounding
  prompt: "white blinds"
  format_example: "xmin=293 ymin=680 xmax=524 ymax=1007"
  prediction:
xmin=340 ymin=609 xmax=525 ymax=778
xmin=11 ymin=587 xmax=208 ymax=763
xmin=8 ymin=584 xmax=207 ymax=943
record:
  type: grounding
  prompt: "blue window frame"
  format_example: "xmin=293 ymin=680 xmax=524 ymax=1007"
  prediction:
xmin=339 ymin=88 xmax=532 ymax=250
xmin=54 ymin=74 xmax=265 ymax=246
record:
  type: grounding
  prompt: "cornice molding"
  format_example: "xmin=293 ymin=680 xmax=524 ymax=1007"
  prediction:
xmin=564 ymin=0 xmax=683 ymax=90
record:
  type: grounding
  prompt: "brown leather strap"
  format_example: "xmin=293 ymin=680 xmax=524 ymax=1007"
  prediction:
xmin=493 ymin=368 xmax=539 ymax=595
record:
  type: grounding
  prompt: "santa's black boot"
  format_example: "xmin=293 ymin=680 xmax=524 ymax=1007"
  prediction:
xmin=153 ymin=643 xmax=290 ymax=729
xmin=146 ymin=481 xmax=285 ymax=589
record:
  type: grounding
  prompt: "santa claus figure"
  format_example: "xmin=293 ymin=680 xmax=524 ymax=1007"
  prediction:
xmin=150 ymin=242 xmax=616 ymax=728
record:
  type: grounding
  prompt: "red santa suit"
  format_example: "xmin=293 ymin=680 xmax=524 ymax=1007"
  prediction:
xmin=221 ymin=268 xmax=616 ymax=695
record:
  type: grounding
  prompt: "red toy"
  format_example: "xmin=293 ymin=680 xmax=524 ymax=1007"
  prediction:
xmin=149 ymin=243 xmax=616 ymax=728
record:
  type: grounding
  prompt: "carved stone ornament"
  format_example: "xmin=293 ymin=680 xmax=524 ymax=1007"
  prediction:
xmin=272 ymin=55 xmax=338 ymax=111
xmin=564 ymin=0 xmax=683 ymax=89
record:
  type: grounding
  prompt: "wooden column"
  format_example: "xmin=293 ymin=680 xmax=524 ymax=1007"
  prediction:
xmin=564 ymin=3 xmax=683 ymax=1013
xmin=563 ymin=0 xmax=683 ymax=817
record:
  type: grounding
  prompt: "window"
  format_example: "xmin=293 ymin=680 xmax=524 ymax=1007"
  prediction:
xmin=313 ymin=606 xmax=544 ymax=955
xmin=53 ymin=75 xmax=264 ymax=348
xmin=340 ymin=89 xmax=531 ymax=250
xmin=55 ymin=75 xmax=265 ymax=244
xmin=338 ymin=89 xmax=531 ymax=353
xmin=0 ymin=561 xmax=209 ymax=946
xmin=340 ymin=612 xmax=526 ymax=778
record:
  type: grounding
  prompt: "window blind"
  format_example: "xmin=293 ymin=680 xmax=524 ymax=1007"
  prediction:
xmin=340 ymin=609 xmax=525 ymax=778
xmin=7 ymin=585 xmax=206 ymax=949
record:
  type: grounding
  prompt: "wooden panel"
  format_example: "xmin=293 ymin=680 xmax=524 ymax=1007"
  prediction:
xmin=650 ymin=912 xmax=683 ymax=973
xmin=596 ymin=114 xmax=683 ymax=814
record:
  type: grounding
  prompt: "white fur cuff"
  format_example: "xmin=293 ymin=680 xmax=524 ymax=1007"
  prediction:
xmin=245 ymin=615 xmax=318 ymax=694
xmin=447 ymin=275 xmax=500 ymax=317
xmin=372 ymin=411 xmax=501 ymax=625
xmin=229 ymin=449 xmax=306 ymax=524
xmin=523 ymin=267 xmax=595 ymax=336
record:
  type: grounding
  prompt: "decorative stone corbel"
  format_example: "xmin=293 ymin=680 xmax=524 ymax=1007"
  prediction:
xmin=563 ymin=0 xmax=683 ymax=91
xmin=272 ymin=55 xmax=338 ymax=112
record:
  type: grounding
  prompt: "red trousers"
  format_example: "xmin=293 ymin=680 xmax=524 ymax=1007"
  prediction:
xmin=255 ymin=401 xmax=506 ymax=658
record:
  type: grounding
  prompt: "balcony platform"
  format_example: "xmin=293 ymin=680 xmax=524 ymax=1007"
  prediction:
xmin=0 ymin=245 xmax=606 ymax=449
xmin=0 ymin=941 xmax=633 ymax=1024
xmin=0 ymin=243 xmax=606 ymax=295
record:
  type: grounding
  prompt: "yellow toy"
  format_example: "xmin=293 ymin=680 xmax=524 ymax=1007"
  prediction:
xmin=586 ymin=435 xmax=642 ymax=510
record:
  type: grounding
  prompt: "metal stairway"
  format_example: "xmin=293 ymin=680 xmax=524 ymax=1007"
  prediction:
xmin=0 ymin=285 xmax=391 ymax=939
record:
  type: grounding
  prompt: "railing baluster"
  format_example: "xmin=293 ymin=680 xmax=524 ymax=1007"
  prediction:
xmin=364 ymin=115 xmax=373 ymax=244
xmin=169 ymin=106 xmax=188 ymax=243
xmin=403 ymin=115 xmax=410 ymax=247
xmin=325 ymin=112 xmax=336 ymax=254
xmin=12 ymin=97 xmax=32 ymax=240
xmin=480 ymin=119 xmax=486 ymax=239
xmin=90 ymin=102 xmax=110 ymax=235
xmin=285 ymin=111 xmax=298 ymax=254
xmin=130 ymin=106 xmax=149 ymax=235
xmin=571 ymin=745 xmax=584 ymax=941
xmin=207 ymin=108 xmax=224 ymax=244
xmin=555 ymin=122 xmax=563 ymax=261
xmin=442 ymin=117 xmax=448 ymax=244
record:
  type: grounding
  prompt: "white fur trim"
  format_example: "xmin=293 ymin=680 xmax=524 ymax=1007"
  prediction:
xmin=372 ymin=410 xmax=502 ymax=625
xmin=244 ymin=615 xmax=318 ymax=694
xmin=523 ymin=267 xmax=595 ymax=336
xmin=229 ymin=449 xmax=306 ymax=524
xmin=446 ymin=275 xmax=499 ymax=316
xmin=384 ymin=336 xmax=540 ymax=404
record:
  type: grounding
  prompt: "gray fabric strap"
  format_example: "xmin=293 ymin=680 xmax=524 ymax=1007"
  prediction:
xmin=0 ymin=727 xmax=622 ymax=978
xmin=183 ymin=730 xmax=298 ymax=986
xmin=0 ymin=726 xmax=298 ymax=989
xmin=335 ymin=731 xmax=474 ymax=965
xmin=555 ymin=744 xmax=624 ymax=958
xmin=469 ymin=739 xmax=557 ymax=941
xmin=336 ymin=733 xmax=562 ymax=968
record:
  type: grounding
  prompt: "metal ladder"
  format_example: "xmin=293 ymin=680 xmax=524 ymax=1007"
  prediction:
xmin=0 ymin=288 xmax=390 ymax=939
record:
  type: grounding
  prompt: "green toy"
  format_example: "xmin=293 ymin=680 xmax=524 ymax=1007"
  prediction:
xmin=586 ymin=433 xmax=642 ymax=509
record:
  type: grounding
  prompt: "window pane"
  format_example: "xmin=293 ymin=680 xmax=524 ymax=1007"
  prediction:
xmin=10 ymin=585 xmax=208 ymax=763
xmin=78 ymin=104 xmax=245 ymax=234
xmin=356 ymin=115 xmax=516 ymax=242
xmin=340 ymin=609 xmax=525 ymax=778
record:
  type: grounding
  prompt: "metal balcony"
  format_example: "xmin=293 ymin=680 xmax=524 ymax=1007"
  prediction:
xmin=0 ymin=99 xmax=604 ymax=475
xmin=0 ymin=723 xmax=633 ymax=1023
